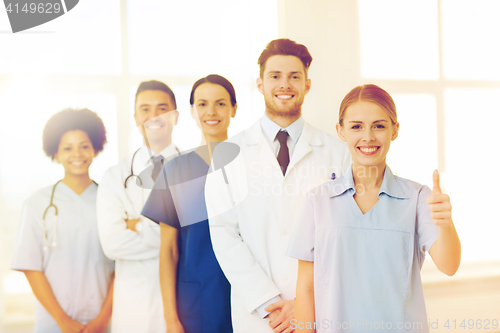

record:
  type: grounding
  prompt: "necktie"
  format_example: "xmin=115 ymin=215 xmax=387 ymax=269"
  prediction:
xmin=276 ymin=130 xmax=290 ymax=175
xmin=151 ymin=155 xmax=164 ymax=181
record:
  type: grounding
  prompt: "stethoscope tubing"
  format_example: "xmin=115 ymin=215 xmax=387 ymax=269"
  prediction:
xmin=124 ymin=146 xmax=181 ymax=189
xmin=42 ymin=179 xmax=97 ymax=251
xmin=43 ymin=180 xmax=61 ymax=251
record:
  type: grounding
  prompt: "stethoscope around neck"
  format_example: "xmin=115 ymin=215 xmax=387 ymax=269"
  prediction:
xmin=42 ymin=179 xmax=97 ymax=251
xmin=124 ymin=146 xmax=181 ymax=189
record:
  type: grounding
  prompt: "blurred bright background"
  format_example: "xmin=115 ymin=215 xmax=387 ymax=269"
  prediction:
xmin=0 ymin=0 xmax=499 ymax=331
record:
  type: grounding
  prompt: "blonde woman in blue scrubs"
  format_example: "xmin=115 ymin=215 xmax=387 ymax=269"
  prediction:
xmin=288 ymin=84 xmax=461 ymax=333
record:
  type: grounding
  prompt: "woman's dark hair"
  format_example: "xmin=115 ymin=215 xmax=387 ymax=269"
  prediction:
xmin=42 ymin=108 xmax=107 ymax=160
xmin=189 ymin=74 xmax=237 ymax=107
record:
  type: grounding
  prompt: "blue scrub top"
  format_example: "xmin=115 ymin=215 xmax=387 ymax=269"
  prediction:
xmin=142 ymin=150 xmax=232 ymax=333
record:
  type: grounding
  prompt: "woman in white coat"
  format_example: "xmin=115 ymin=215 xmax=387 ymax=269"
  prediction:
xmin=11 ymin=108 xmax=115 ymax=333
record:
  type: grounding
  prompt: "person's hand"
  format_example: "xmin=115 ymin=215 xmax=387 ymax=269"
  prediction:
xmin=266 ymin=299 xmax=295 ymax=333
xmin=126 ymin=218 xmax=141 ymax=231
xmin=268 ymin=308 xmax=281 ymax=322
xmin=426 ymin=170 xmax=452 ymax=227
xmin=82 ymin=317 xmax=107 ymax=333
xmin=57 ymin=316 xmax=85 ymax=333
xmin=166 ymin=319 xmax=185 ymax=333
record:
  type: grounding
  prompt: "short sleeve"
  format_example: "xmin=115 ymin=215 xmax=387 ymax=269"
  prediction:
xmin=141 ymin=166 xmax=180 ymax=229
xmin=11 ymin=199 xmax=44 ymax=272
xmin=416 ymin=185 xmax=439 ymax=256
xmin=286 ymin=192 xmax=315 ymax=262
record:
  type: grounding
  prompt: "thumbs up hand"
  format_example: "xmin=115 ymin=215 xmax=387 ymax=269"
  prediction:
xmin=426 ymin=170 xmax=453 ymax=227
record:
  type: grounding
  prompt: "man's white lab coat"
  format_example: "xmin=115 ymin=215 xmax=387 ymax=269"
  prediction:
xmin=205 ymin=120 xmax=350 ymax=332
xmin=97 ymin=144 xmax=179 ymax=333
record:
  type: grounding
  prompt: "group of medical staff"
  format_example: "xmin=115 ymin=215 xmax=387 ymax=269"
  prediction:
xmin=10 ymin=38 xmax=460 ymax=333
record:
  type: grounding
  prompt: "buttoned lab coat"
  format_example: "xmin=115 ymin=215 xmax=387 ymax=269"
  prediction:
xmin=97 ymin=145 xmax=178 ymax=333
xmin=205 ymin=120 xmax=350 ymax=333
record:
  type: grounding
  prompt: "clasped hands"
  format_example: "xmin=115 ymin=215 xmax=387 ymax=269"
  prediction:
xmin=266 ymin=299 xmax=295 ymax=333
xmin=59 ymin=315 xmax=106 ymax=333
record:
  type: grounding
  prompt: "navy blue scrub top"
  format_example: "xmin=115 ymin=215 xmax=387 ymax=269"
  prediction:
xmin=142 ymin=150 xmax=232 ymax=333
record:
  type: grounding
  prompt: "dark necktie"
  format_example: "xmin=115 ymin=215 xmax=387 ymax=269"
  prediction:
xmin=276 ymin=130 xmax=290 ymax=175
xmin=151 ymin=155 xmax=164 ymax=181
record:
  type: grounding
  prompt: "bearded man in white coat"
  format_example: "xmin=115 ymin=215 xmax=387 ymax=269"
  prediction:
xmin=205 ymin=39 xmax=351 ymax=333
xmin=97 ymin=81 xmax=181 ymax=333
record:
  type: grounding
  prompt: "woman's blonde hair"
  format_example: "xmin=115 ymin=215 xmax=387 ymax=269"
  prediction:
xmin=339 ymin=84 xmax=397 ymax=126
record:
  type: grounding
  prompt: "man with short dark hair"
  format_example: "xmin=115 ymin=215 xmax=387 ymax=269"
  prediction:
xmin=97 ymin=80 xmax=181 ymax=333
xmin=206 ymin=39 xmax=350 ymax=332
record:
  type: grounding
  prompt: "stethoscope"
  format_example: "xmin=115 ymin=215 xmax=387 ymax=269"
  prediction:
xmin=42 ymin=179 xmax=97 ymax=251
xmin=124 ymin=146 xmax=181 ymax=189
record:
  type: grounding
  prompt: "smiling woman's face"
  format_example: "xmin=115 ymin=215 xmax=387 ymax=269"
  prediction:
xmin=337 ymin=101 xmax=399 ymax=169
xmin=191 ymin=83 xmax=236 ymax=142
xmin=55 ymin=129 xmax=95 ymax=177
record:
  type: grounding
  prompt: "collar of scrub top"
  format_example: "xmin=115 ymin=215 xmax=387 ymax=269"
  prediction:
xmin=260 ymin=113 xmax=305 ymax=154
xmin=329 ymin=164 xmax=409 ymax=199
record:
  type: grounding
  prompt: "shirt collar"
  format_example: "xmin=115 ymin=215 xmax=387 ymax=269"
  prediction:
xmin=138 ymin=143 xmax=179 ymax=166
xmin=260 ymin=113 xmax=305 ymax=144
xmin=330 ymin=164 xmax=408 ymax=199
xmin=379 ymin=165 xmax=408 ymax=199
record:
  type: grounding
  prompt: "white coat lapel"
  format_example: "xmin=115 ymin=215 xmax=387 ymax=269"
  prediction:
xmin=287 ymin=122 xmax=322 ymax=175
xmin=243 ymin=120 xmax=262 ymax=146
xmin=244 ymin=120 xmax=283 ymax=173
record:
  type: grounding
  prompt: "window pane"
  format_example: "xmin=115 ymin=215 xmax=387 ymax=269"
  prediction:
xmin=442 ymin=0 xmax=500 ymax=80
xmin=387 ymin=94 xmax=438 ymax=186
xmin=127 ymin=0 xmax=278 ymax=77
xmin=0 ymin=0 xmax=121 ymax=75
xmin=359 ymin=0 xmax=439 ymax=80
xmin=444 ymin=88 xmax=500 ymax=261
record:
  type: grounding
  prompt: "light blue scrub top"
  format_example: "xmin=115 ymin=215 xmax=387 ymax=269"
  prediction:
xmin=287 ymin=165 xmax=438 ymax=333
xmin=11 ymin=183 xmax=115 ymax=333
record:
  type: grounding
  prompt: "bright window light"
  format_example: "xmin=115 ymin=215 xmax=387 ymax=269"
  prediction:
xmin=127 ymin=0 xmax=277 ymax=78
xmin=442 ymin=0 xmax=500 ymax=81
xmin=444 ymin=88 xmax=500 ymax=262
xmin=359 ymin=0 xmax=440 ymax=80
xmin=0 ymin=0 xmax=121 ymax=75
xmin=387 ymin=94 xmax=438 ymax=187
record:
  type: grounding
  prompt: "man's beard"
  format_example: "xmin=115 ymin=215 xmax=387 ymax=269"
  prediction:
xmin=264 ymin=96 xmax=302 ymax=119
